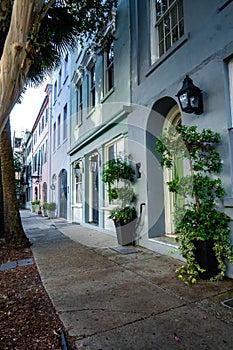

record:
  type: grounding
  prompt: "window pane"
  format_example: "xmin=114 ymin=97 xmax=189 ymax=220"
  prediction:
xmin=164 ymin=14 xmax=170 ymax=35
xmin=165 ymin=33 xmax=171 ymax=51
xmin=171 ymin=5 xmax=177 ymax=28
xmin=172 ymin=26 xmax=179 ymax=43
xmin=154 ymin=0 xmax=184 ymax=59
xmin=158 ymin=22 xmax=164 ymax=42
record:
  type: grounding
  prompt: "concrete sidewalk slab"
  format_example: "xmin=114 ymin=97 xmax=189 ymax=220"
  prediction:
xmin=21 ymin=211 xmax=233 ymax=350
xmin=75 ymin=304 xmax=233 ymax=350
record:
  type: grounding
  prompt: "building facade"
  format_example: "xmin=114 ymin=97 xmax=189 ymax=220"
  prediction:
xmin=30 ymin=85 xmax=51 ymax=208
xmin=18 ymin=0 xmax=233 ymax=277
xmin=69 ymin=0 xmax=131 ymax=233
xmin=126 ymin=0 xmax=233 ymax=277
xmin=50 ymin=53 xmax=71 ymax=220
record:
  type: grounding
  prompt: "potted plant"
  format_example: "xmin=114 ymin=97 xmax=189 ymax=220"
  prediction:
xmin=102 ymin=156 xmax=137 ymax=246
xmin=42 ymin=202 xmax=49 ymax=217
xmin=156 ymin=124 xmax=233 ymax=283
xmin=31 ymin=199 xmax=40 ymax=213
xmin=47 ymin=202 xmax=56 ymax=219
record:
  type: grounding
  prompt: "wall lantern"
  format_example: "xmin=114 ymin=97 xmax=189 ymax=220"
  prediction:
xmin=176 ymin=75 xmax=203 ymax=115
xmin=50 ymin=184 xmax=55 ymax=190
xmin=74 ymin=163 xmax=81 ymax=178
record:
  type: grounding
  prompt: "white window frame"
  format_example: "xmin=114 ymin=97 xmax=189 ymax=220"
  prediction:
xmin=74 ymin=160 xmax=83 ymax=204
xmin=87 ymin=64 xmax=96 ymax=111
xmin=151 ymin=0 xmax=184 ymax=63
xmin=57 ymin=114 xmax=61 ymax=146
xmin=53 ymin=122 xmax=56 ymax=152
xmin=228 ymin=59 xmax=233 ymax=127
xmin=104 ymin=42 xmax=114 ymax=95
xmin=76 ymin=82 xmax=83 ymax=126
xmin=104 ymin=136 xmax=125 ymax=205
xmin=63 ymin=103 xmax=68 ymax=140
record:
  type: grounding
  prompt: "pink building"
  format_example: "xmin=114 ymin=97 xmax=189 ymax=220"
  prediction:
xmin=31 ymin=85 xmax=51 ymax=207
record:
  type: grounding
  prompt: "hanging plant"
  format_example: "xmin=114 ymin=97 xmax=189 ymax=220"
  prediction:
xmin=102 ymin=156 xmax=137 ymax=226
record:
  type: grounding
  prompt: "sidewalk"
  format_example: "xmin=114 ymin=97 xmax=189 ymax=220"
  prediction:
xmin=21 ymin=211 xmax=233 ymax=350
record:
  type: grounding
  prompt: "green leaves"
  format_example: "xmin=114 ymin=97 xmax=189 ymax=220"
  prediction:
xmin=102 ymin=156 xmax=137 ymax=223
xmin=108 ymin=206 xmax=136 ymax=224
xmin=156 ymin=124 xmax=232 ymax=283
xmin=102 ymin=158 xmax=134 ymax=185
xmin=25 ymin=0 xmax=118 ymax=86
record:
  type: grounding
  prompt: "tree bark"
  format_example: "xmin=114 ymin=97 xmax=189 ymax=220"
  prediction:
xmin=0 ymin=0 xmax=44 ymax=134
xmin=0 ymin=160 xmax=4 ymax=238
xmin=0 ymin=120 xmax=30 ymax=247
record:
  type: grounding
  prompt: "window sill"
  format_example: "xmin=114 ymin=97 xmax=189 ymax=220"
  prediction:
xmin=63 ymin=75 xmax=68 ymax=85
xmin=101 ymin=87 xmax=115 ymax=103
xmin=87 ymin=107 xmax=96 ymax=119
xmin=218 ymin=0 xmax=233 ymax=12
xmin=146 ymin=33 xmax=190 ymax=78
xmin=223 ymin=197 xmax=233 ymax=207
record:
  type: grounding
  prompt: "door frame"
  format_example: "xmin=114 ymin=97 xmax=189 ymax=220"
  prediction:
xmin=163 ymin=105 xmax=181 ymax=235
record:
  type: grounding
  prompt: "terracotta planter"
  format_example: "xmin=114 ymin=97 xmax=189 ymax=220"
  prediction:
xmin=193 ymin=239 xmax=220 ymax=279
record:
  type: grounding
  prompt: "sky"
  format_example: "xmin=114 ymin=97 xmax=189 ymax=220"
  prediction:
xmin=10 ymin=82 xmax=49 ymax=136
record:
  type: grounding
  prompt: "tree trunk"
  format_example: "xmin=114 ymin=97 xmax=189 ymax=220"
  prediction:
xmin=0 ymin=120 xmax=30 ymax=247
xmin=0 ymin=0 xmax=44 ymax=134
xmin=0 ymin=160 xmax=4 ymax=238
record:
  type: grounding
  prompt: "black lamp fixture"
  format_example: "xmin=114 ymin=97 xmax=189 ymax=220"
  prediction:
xmin=176 ymin=75 xmax=203 ymax=115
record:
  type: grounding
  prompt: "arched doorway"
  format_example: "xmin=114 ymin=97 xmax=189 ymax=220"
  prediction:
xmin=146 ymin=96 xmax=180 ymax=238
xmin=59 ymin=169 xmax=67 ymax=219
xmin=163 ymin=105 xmax=182 ymax=235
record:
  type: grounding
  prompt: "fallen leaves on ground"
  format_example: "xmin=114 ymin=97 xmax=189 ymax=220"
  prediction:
xmin=0 ymin=243 xmax=76 ymax=349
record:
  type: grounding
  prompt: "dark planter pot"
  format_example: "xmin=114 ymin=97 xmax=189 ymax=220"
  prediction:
xmin=114 ymin=218 xmax=137 ymax=246
xmin=193 ymin=239 xmax=220 ymax=279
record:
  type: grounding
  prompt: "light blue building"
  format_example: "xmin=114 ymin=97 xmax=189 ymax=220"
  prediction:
xmin=69 ymin=0 xmax=132 ymax=234
xmin=48 ymin=0 xmax=233 ymax=277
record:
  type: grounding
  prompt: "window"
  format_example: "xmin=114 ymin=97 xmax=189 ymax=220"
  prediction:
xmin=41 ymin=144 xmax=44 ymax=165
xmin=64 ymin=54 xmax=68 ymax=79
xmin=57 ymin=115 xmax=61 ymax=146
xmin=63 ymin=103 xmax=67 ymax=140
xmin=105 ymin=137 xmax=125 ymax=205
xmin=104 ymin=42 xmax=114 ymax=94
xmin=33 ymin=154 xmax=37 ymax=172
xmin=88 ymin=65 xmax=95 ymax=110
xmin=58 ymin=68 xmax=62 ymax=91
xmin=53 ymin=122 xmax=56 ymax=152
xmin=74 ymin=160 xmax=83 ymax=204
xmin=45 ymin=109 xmax=48 ymax=125
xmin=33 ymin=132 xmax=37 ymax=145
xmin=54 ymin=81 xmax=57 ymax=102
xmin=38 ymin=149 xmax=42 ymax=174
xmin=228 ymin=59 xmax=233 ymax=127
xmin=76 ymin=83 xmax=83 ymax=126
xmin=44 ymin=140 xmax=48 ymax=163
xmin=106 ymin=137 xmax=125 ymax=161
xmin=152 ymin=0 xmax=184 ymax=60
